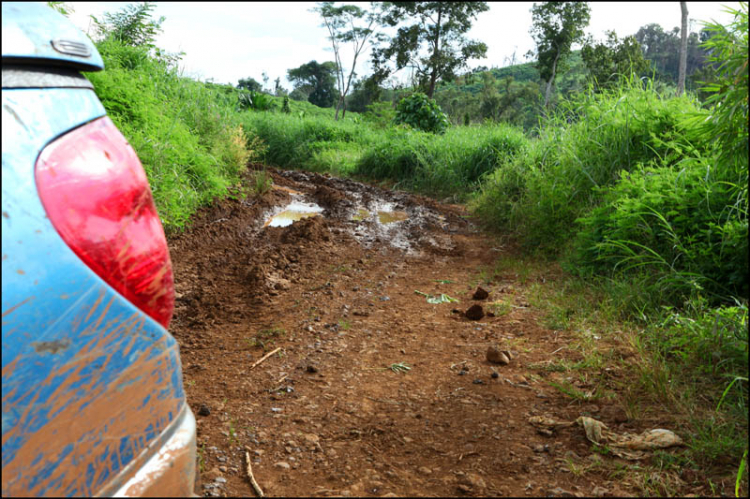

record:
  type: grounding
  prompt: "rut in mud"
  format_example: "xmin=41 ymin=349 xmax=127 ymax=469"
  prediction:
xmin=167 ymin=168 xmax=687 ymax=498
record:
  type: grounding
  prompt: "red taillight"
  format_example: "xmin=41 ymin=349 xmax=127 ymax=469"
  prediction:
xmin=35 ymin=117 xmax=174 ymax=328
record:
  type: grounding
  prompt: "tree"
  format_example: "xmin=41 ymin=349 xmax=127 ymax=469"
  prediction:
xmin=581 ymin=31 xmax=650 ymax=90
xmin=677 ymin=2 xmax=689 ymax=95
xmin=287 ymin=61 xmax=338 ymax=108
xmin=528 ymin=1 xmax=591 ymax=107
xmin=274 ymin=77 xmax=287 ymax=96
xmin=91 ymin=2 xmax=164 ymax=48
xmin=237 ymin=77 xmax=263 ymax=93
xmin=314 ymin=2 xmax=383 ymax=120
xmin=373 ymin=2 xmax=489 ymax=99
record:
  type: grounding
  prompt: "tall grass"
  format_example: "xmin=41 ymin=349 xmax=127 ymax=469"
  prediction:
xmin=86 ymin=39 xmax=261 ymax=230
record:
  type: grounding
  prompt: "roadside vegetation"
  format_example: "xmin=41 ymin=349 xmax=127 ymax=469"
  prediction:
xmin=67 ymin=0 xmax=748 ymax=494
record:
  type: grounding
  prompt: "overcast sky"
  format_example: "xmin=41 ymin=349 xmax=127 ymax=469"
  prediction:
xmin=66 ymin=2 xmax=741 ymax=89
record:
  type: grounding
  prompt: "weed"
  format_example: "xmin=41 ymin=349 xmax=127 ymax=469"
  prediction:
xmin=249 ymin=168 xmax=273 ymax=196
xmin=197 ymin=442 xmax=206 ymax=473
xmin=549 ymin=380 xmax=602 ymax=402
xmin=488 ymin=300 xmax=512 ymax=316
xmin=338 ymin=319 xmax=351 ymax=330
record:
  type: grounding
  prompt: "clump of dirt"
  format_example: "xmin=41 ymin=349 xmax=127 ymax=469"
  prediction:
xmin=166 ymin=167 xmax=701 ymax=498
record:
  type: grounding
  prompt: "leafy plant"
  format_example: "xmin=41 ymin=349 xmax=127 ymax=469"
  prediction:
xmin=394 ymin=93 xmax=450 ymax=134
xmin=414 ymin=290 xmax=459 ymax=304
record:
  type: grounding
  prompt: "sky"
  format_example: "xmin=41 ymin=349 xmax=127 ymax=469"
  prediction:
xmin=66 ymin=2 xmax=741 ymax=90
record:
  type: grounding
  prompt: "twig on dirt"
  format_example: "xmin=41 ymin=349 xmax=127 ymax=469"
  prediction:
xmin=250 ymin=347 xmax=282 ymax=370
xmin=245 ymin=451 xmax=264 ymax=497
xmin=550 ymin=347 xmax=565 ymax=355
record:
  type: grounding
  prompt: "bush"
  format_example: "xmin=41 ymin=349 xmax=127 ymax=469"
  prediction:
xmin=394 ymin=92 xmax=450 ymax=134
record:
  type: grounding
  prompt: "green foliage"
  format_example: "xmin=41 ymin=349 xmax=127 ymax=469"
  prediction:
xmin=582 ymin=31 xmax=650 ymax=90
xmin=46 ymin=1 xmax=73 ymax=17
xmin=572 ymin=160 xmax=748 ymax=302
xmin=529 ymin=1 xmax=591 ymax=106
xmin=86 ymin=39 xmax=259 ymax=231
xmin=374 ymin=2 xmax=489 ymax=98
xmin=237 ymin=77 xmax=262 ymax=93
xmin=394 ymin=92 xmax=449 ymax=134
xmin=281 ymin=95 xmax=291 ymax=114
xmin=314 ymin=2 xmax=382 ymax=119
xmin=287 ymin=60 xmax=338 ymax=108
xmin=91 ymin=2 xmax=165 ymax=48
xmin=247 ymin=90 xmax=276 ymax=111
xmin=635 ymin=23 xmax=712 ymax=89
xmin=356 ymin=121 xmax=527 ymax=195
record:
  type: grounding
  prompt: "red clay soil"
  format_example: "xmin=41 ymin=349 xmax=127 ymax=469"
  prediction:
xmin=166 ymin=168 xmax=698 ymax=498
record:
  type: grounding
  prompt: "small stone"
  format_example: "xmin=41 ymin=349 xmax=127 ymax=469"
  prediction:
xmin=218 ymin=466 xmax=227 ymax=473
xmin=486 ymin=345 xmax=510 ymax=365
xmin=204 ymin=467 xmax=223 ymax=481
xmin=418 ymin=466 xmax=432 ymax=475
xmin=473 ymin=379 xmax=484 ymax=385
xmin=271 ymin=407 xmax=283 ymax=413
xmin=304 ymin=433 xmax=320 ymax=444
xmin=274 ymin=461 xmax=291 ymax=470
xmin=547 ymin=487 xmax=576 ymax=497
xmin=197 ymin=404 xmax=211 ymax=417
xmin=465 ymin=304 xmax=485 ymax=321
xmin=214 ymin=477 xmax=227 ymax=484
xmin=491 ymin=372 xmax=499 ymax=379
xmin=306 ymin=364 xmax=319 ymax=373
xmin=472 ymin=287 xmax=489 ymax=300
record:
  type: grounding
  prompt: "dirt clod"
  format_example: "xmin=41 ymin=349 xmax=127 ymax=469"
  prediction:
xmin=465 ymin=304 xmax=485 ymax=320
xmin=472 ymin=286 xmax=489 ymax=300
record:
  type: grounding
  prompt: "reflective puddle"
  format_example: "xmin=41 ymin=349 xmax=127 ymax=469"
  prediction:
xmin=377 ymin=210 xmax=408 ymax=224
xmin=264 ymin=201 xmax=323 ymax=227
xmin=351 ymin=206 xmax=409 ymax=224
xmin=351 ymin=208 xmax=371 ymax=221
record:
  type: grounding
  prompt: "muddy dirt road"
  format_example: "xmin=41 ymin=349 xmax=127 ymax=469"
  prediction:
xmin=167 ymin=168 xmax=682 ymax=497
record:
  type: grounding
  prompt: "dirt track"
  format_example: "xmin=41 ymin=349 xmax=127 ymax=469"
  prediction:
xmin=166 ymin=168 xmax=677 ymax=497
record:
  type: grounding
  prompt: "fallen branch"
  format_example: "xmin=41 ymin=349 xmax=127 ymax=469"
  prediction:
xmin=245 ymin=451 xmax=264 ymax=497
xmin=250 ymin=347 xmax=282 ymax=370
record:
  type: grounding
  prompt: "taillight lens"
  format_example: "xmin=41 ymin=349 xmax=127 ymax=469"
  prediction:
xmin=35 ymin=117 xmax=174 ymax=328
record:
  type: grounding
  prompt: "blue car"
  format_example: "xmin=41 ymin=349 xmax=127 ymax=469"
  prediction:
xmin=2 ymin=3 xmax=196 ymax=496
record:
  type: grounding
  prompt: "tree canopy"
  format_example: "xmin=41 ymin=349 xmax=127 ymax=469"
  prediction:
xmin=581 ymin=31 xmax=649 ymax=90
xmin=529 ymin=1 xmax=591 ymax=107
xmin=373 ymin=1 xmax=489 ymax=99
xmin=287 ymin=60 xmax=339 ymax=108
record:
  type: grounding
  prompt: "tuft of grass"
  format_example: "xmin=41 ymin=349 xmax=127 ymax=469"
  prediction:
xmin=249 ymin=168 xmax=273 ymax=196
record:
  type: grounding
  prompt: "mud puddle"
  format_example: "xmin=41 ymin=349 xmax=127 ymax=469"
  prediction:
xmin=264 ymin=200 xmax=324 ymax=228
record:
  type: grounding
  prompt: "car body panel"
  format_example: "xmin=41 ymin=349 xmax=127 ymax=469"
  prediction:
xmin=1 ymin=2 xmax=104 ymax=72
xmin=2 ymin=86 xmax=188 ymax=496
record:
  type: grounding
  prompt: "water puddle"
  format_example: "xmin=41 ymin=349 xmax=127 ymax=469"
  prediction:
xmin=351 ymin=206 xmax=409 ymax=225
xmin=264 ymin=201 xmax=323 ymax=227
xmin=351 ymin=208 xmax=371 ymax=221
xmin=377 ymin=210 xmax=408 ymax=224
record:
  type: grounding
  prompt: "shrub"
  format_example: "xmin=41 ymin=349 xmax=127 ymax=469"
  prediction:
xmin=394 ymin=92 xmax=450 ymax=134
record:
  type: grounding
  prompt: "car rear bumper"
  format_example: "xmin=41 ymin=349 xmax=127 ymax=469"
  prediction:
xmin=104 ymin=405 xmax=196 ymax=497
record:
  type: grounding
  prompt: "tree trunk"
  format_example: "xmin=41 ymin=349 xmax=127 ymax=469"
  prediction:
xmin=427 ymin=6 xmax=443 ymax=99
xmin=677 ymin=2 xmax=688 ymax=96
xmin=543 ymin=48 xmax=561 ymax=108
